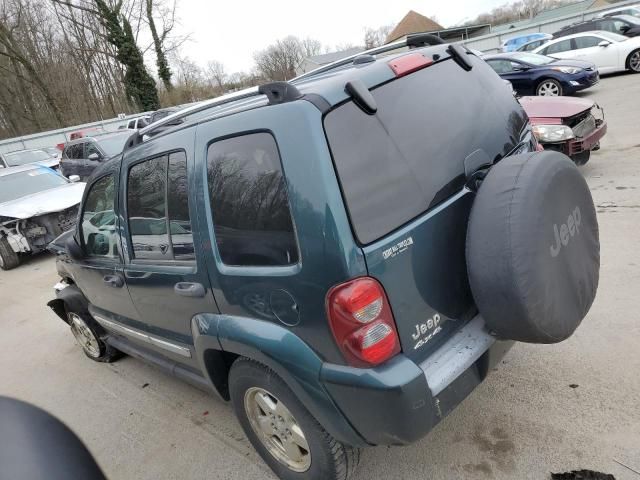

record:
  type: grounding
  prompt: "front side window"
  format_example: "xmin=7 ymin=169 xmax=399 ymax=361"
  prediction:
xmin=82 ymin=175 xmax=118 ymax=257
xmin=574 ymin=36 xmax=602 ymax=49
xmin=127 ymin=151 xmax=194 ymax=261
xmin=207 ymin=132 xmax=298 ymax=267
xmin=86 ymin=142 xmax=102 ymax=159
xmin=487 ymin=60 xmax=514 ymax=74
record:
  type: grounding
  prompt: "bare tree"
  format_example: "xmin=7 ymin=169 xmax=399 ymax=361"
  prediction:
xmin=254 ymin=36 xmax=322 ymax=81
xmin=206 ymin=60 xmax=226 ymax=91
xmin=145 ymin=0 xmax=173 ymax=90
xmin=301 ymin=38 xmax=321 ymax=58
xmin=364 ymin=24 xmax=393 ymax=49
xmin=466 ymin=0 xmax=572 ymax=26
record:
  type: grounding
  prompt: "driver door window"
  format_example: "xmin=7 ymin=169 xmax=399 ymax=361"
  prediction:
xmin=81 ymin=175 xmax=118 ymax=258
xmin=574 ymin=36 xmax=602 ymax=49
xmin=86 ymin=142 xmax=102 ymax=161
xmin=487 ymin=60 xmax=514 ymax=74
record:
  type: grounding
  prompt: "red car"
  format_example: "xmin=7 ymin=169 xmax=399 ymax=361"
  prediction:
xmin=520 ymin=96 xmax=607 ymax=165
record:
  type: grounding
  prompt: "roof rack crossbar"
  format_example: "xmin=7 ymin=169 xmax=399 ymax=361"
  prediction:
xmin=292 ymin=39 xmax=408 ymax=83
xmin=292 ymin=34 xmax=447 ymax=83
xmin=137 ymin=86 xmax=262 ymax=138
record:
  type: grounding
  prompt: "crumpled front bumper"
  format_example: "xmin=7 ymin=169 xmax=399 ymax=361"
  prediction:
xmin=320 ymin=315 xmax=514 ymax=446
xmin=567 ymin=119 xmax=607 ymax=156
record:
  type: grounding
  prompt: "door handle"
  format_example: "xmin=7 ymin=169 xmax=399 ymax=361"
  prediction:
xmin=174 ymin=282 xmax=206 ymax=298
xmin=103 ymin=274 xmax=124 ymax=288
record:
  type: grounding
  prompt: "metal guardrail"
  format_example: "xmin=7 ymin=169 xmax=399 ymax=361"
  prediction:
xmin=0 ymin=112 xmax=153 ymax=154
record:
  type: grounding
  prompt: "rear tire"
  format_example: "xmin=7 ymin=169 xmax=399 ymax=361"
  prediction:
xmin=536 ymin=78 xmax=563 ymax=96
xmin=626 ymin=49 xmax=640 ymax=73
xmin=229 ymin=358 xmax=360 ymax=480
xmin=66 ymin=309 xmax=121 ymax=363
xmin=0 ymin=236 xmax=20 ymax=270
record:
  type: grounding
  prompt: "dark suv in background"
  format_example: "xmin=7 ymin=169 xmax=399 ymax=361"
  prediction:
xmin=47 ymin=36 xmax=600 ymax=480
xmin=554 ymin=14 xmax=640 ymax=38
xmin=60 ymin=131 xmax=131 ymax=180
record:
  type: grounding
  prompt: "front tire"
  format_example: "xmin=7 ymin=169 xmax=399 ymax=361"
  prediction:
xmin=536 ymin=78 xmax=563 ymax=96
xmin=0 ymin=236 xmax=20 ymax=270
xmin=67 ymin=310 xmax=120 ymax=363
xmin=229 ymin=359 xmax=360 ymax=480
xmin=626 ymin=49 xmax=640 ymax=73
xmin=572 ymin=150 xmax=591 ymax=166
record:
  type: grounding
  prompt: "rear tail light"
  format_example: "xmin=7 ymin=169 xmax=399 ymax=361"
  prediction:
xmin=326 ymin=277 xmax=401 ymax=367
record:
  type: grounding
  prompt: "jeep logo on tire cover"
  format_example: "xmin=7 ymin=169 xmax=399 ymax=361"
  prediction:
xmin=550 ymin=206 xmax=581 ymax=258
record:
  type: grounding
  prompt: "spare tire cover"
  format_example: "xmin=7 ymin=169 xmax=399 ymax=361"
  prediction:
xmin=466 ymin=151 xmax=599 ymax=343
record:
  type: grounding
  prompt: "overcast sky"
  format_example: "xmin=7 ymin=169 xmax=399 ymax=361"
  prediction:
xmin=174 ymin=0 xmax=509 ymax=73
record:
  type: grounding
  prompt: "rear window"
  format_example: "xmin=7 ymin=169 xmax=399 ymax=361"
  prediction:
xmin=324 ymin=56 xmax=527 ymax=244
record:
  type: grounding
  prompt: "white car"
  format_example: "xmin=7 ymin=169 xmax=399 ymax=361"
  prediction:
xmin=0 ymin=165 xmax=85 ymax=270
xmin=533 ymin=31 xmax=640 ymax=74
xmin=599 ymin=4 xmax=640 ymax=18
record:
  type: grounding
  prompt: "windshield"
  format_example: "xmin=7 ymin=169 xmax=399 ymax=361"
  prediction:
xmin=0 ymin=168 xmax=68 ymax=203
xmin=4 ymin=150 xmax=51 ymax=166
xmin=598 ymin=31 xmax=628 ymax=42
xmin=95 ymin=134 xmax=129 ymax=157
xmin=616 ymin=14 xmax=640 ymax=25
xmin=511 ymin=52 xmax=555 ymax=65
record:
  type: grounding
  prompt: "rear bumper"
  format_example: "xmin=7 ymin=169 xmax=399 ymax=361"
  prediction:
xmin=320 ymin=315 xmax=514 ymax=445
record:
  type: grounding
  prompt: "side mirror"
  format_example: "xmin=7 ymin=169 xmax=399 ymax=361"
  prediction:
xmin=88 ymin=152 xmax=101 ymax=161
xmin=620 ymin=25 xmax=631 ymax=33
xmin=66 ymin=234 xmax=85 ymax=261
xmin=512 ymin=65 xmax=530 ymax=71
xmin=68 ymin=175 xmax=80 ymax=183
xmin=598 ymin=40 xmax=611 ymax=47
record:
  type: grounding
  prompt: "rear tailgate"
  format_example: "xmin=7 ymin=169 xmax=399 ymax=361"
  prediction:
xmin=323 ymin=52 xmax=530 ymax=363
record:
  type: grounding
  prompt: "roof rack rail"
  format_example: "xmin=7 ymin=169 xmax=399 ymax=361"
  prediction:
xmin=135 ymin=86 xmax=261 ymax=141
xmin=292 ymin=34 xmax=446 ymax=83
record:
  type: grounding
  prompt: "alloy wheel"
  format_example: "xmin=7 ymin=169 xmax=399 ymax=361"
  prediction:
xmin=69 ymin=313 xmax=101 ymax=358
xmin=537 ymin=81 xmax=561 ymax=96
xmin=244 ymin=387 xmax=311 ymax=472
xmin=630 ymin=51 xmax=640 ymax=72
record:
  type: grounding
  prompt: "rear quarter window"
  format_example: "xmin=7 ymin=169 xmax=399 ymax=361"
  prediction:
xmin=206 ymin=132 xmax=299 ymax=267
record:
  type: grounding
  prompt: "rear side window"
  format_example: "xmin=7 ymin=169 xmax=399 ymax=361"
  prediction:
xmin=207 ymin=132 xmax=298 ymax=266
xmin=544 ymin=39 xmax=573 ymax=54
xmin=64 ymin=143 xmax=84 ymax=159
xmin=324 ymin=56 xmax=527 ymax=244
xmin=82 ymin=175 xmax=118 ymax=257
xmin=127 ymin=151 xmax=194 ymax=261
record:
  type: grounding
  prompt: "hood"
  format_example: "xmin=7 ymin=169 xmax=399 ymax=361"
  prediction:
xmin=0 ymin=182 xmax=85 ymax=220
xmin=519 ymin=96 xmax=594 ymax=122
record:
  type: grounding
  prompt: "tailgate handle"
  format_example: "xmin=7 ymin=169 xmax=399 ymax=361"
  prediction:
xmin=174 ymin=282 xmax=206 ymax=298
